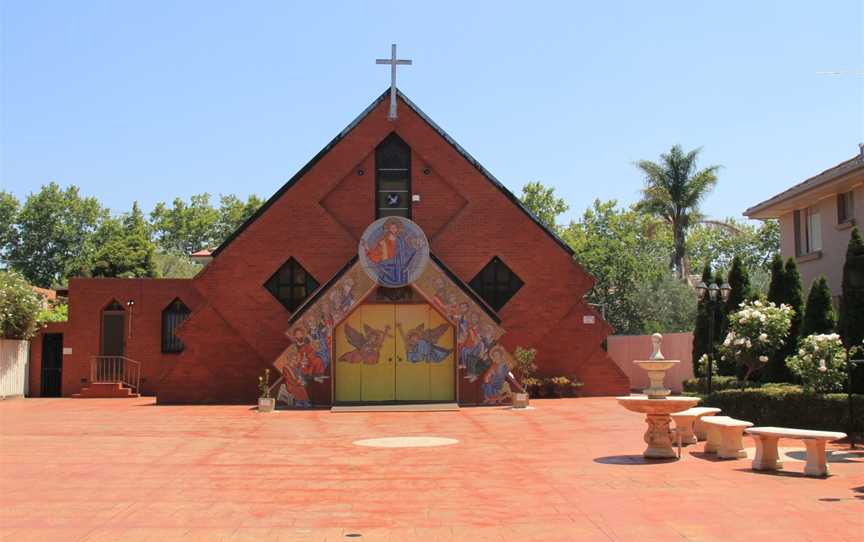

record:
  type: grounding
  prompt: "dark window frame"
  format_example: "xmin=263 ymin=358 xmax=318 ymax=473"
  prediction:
xmin=375 ymin=133 xmax=412 ymax=219
xmin=838 ymin=191 xmax=855 ymax=224
xmin=468 ymin=256 xmax=524 ymax=312
xmin=264 ymin=257 xmax=320 ymax=312
xmin=161 ymin=298 xmax=191 ymax=354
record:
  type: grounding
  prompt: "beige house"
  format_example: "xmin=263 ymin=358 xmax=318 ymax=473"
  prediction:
xmin=745 ymin=147 xmax=863 ymax=300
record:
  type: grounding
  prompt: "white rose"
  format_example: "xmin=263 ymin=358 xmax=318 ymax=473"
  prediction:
xmin=818 ymin=360 xmax=827 ymax=373
xmin=759 ymin=333 xmax=768 ymax=342
xmin=759 ymin=355 xmax=768 ymax=363
xmin=799 ymin=348 xmax=805 ymax=356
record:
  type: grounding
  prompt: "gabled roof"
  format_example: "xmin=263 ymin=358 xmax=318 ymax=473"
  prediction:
xmin=744 ymin=150 xmax=864 ymax=219
xmin=211 ymin=88 xmax=574 ymax=258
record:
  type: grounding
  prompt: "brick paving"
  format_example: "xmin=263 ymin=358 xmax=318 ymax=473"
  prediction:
xmin=0 ymin=397 xmax=861 ymax=541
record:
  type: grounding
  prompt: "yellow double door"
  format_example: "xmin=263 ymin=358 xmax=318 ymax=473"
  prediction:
xmin=335 ymin=304 xmax=455 ymax=402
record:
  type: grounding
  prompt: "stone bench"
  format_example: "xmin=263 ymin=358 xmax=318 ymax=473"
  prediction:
xmin=745 ymin=427 xmax=847 ymax=477
xmin=672 ymin=407 xmax=722 ymax=444
xmin=703 ymin=416 xmax=753 ymax=459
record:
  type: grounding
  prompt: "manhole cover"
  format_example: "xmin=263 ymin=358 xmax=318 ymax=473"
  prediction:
xmin=353 ymin=436 xmax=459 ymax=448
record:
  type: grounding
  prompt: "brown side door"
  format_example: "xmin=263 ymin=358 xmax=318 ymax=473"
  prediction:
xmin=101 ymin=311 xmax=125 ymax=356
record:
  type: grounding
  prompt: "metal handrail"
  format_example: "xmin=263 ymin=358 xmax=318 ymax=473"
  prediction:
xmin=90 ymin=356 xmax=141 ymax=391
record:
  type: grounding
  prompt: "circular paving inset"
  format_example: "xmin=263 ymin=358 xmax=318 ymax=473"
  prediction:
xmin=353 ymin=436 xmax=459 ymax=448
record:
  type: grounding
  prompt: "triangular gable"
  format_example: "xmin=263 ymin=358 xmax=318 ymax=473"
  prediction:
xmin=211 ymin=88 xmax=573 ymax=258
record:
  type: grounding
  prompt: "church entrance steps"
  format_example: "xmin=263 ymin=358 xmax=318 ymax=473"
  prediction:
xmin=72 ymin=382 xmax=140 ymax=398
xmin=331 ymin=402 xmax=459 ymax=412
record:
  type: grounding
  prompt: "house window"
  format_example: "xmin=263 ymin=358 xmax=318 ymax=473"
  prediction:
xmin=468 ymin=257 xmax=524 ymax=312
xmin=795 ymin=207 xmax=822 ymax=256
xmin=838 ymin=191 xmax=855 ymax=224
xmin=806 ymin=206 xmax=822 ymax=253
xmin=161 ymin=299 xmax=191 ymax=353
xmin=264 ymin=258 xmax=319 ymax=312
xmin=375 ymin=133 xmax=411 ymax=219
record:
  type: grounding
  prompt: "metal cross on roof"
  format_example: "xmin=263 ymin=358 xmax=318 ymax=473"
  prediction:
xmin=376 ymin=43 xmax=412 ymax=121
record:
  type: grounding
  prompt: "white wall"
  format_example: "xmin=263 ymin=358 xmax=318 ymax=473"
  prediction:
xmin=0 ymin=339 xmax=30 ymax=398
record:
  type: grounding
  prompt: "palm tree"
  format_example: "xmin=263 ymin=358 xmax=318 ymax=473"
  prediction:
xmin=635 ymin=145 xmax=721 ymax=279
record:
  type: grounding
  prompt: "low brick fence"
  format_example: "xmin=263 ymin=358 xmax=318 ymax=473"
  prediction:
xmin=607 ymin=332 xmax=694 ymax=393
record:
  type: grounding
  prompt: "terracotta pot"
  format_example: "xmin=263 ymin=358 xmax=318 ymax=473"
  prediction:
xmin=258 ymin=397 xmax=276 ymax=412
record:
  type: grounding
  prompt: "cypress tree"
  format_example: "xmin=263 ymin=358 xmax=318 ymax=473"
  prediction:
xmin=840 ymin=228 xmax=864 ymax=347
xmin=692 ymin=263 xmax=713 ymax=376
xmin=801 ymin=276 xmax=837 ymax=337
xmin=766 ymin=254 xmax=784 ymax=305
xmin=713 ymin=270 xmax=736 ymax=376
xmin=764 ymin=254 xmax=791 ymax=381
xmin=839 ymin=228 xmax=864 ymax=392
xmin=724 ymin=255 xmax=751 ymax=315
xmin=783 ymin=257 xmax=805 ymax=342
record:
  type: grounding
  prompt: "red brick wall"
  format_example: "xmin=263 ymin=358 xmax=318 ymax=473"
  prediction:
xmin=59 ymin=93 xmax=628 ymax=402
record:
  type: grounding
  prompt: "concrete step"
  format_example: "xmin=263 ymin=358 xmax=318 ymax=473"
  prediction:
xmin=73 ymin=382 xmax=140 ymax=398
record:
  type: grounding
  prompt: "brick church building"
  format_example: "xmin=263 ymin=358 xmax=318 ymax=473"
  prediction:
xmin=29 ymin=88 xmax=629 ymax=405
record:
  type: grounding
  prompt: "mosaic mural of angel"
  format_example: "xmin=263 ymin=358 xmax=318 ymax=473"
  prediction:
xmin=396 ymin=322 xmax=452 ymax=363
xmin=338 ymin=323 xmax=392 ymax=364
xmin=360 ymin=217 xmax=429 ymax=287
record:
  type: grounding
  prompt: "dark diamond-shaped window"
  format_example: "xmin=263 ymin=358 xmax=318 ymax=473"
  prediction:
xmin=264 ymin=258 xmax=319 ymax=312
xmin=468 ymin=256 xmax=524 ymax=312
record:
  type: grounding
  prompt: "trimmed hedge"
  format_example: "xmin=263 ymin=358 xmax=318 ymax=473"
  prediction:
xmin=682 ymin=377 xmax=762 ymax=394
xmin=699 ymin=386 xmax=864 ymax=437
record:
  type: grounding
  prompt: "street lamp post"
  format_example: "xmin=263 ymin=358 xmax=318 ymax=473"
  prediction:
xmin=848 ymin=357 xmax=864 ymax=449
xmin=695 ymin=280 xmax=732 ymax=394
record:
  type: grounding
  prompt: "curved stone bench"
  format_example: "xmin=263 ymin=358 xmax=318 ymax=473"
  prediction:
xmin=703 ymin=417 xmax=753 ymax=459
xmin=745 ymin=427 xmax=847 ymax=477
xmin=672 ymin=407 xmax=722 ymax=444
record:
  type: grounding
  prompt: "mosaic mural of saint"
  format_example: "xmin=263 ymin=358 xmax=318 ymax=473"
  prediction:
xmin=339 ymin=323 xmax=392 ymax=364
xmin=359 ymin=217 xmax=429 ymax=287
xmin=396 ymin=322 xmax=452 ymax=363
xmin=481 ymin=346 xmax=511 ymax=404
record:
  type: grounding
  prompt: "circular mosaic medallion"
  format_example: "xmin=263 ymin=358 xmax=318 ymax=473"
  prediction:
xmin=358 ymin=217 xmax=429 ymax=288
xmin=353 ymin=436 xmax=458 ymax=448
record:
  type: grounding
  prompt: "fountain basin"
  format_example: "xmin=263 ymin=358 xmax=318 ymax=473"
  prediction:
xmin=617 ymin=395 xmax=701 ymax=458
xmin=633 ymin=359 xmax=680 ymax=398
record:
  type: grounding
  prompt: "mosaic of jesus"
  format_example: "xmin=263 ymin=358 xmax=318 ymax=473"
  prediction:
xmin=359 ymin=216 xmax=429 ymax=287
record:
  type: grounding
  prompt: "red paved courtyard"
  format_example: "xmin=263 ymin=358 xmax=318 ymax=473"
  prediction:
xmin=1 ymin=397 xmax=861 ymax=541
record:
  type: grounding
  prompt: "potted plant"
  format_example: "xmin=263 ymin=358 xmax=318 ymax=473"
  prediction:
xmin=257 ymin=368 xmax=275 ymax=412
xmin=511 ymin=346 xmax=538 ymax=407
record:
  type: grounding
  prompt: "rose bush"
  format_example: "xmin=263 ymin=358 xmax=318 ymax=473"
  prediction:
xmin=718 ymin=300 xmax=793 ymax=382
xmin=786 ymin=334 xmax=848 ymax=393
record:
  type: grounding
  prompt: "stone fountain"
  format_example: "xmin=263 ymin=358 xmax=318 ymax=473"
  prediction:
xmin=616 ymin=333 xmax=700 ymax=458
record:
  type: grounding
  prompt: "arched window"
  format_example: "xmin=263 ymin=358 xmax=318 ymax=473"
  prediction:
xmin=162 ymin=298 xmax=191 ymax=353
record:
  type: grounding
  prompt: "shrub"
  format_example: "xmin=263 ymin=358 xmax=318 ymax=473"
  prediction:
xmin=700 ymin=386 xmax=863 ymax=436
xmin=718 ymin=300 xmax=793 ymax=381
xmin=0 ymin=271 xmax=41 ymax=340
xmin=37 ymin=299 xmax=68 ymax=324
xmin=786 ymin=334 xmax=847 ymax=393
xmin=801 ymin=276 xmax=836 ymax=337
xmin=682 ymin=376 xmax=762 ymax=394
xmin=511 ymin=346 xmax=538 ymax=381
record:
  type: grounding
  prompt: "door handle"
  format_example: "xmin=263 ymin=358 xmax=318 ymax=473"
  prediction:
xmin=388 ymin=357 xmax=393 ymax=363
xmin=396 ymin=356 xmax=402 ymax=363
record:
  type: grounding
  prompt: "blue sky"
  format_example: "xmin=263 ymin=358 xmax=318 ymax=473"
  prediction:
xmin=2 ymin=1 xmax=861 ymax=224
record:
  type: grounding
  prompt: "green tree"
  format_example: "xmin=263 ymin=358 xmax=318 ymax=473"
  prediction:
xmin=153 ymin=252 xmax=203 ymax=278
xmin=766 ymin=254 xmax=785 ymax=305
xmin=150 ymin=193 xmax=220 ymax=254
xmin=764 ymin=254 xmax=792 ymax=382
xmin=635 ymin=145 xmax=721 ymax=278
xmin=561 ymin=199 xmax=672 ymax=334
xmin=215 ymin=194 xmax=264 ymax=244
xmin=686 ymin=218 xmax=779 ymax=274
xmin=520 ymin=181 xmax=569 ymax=232
xmin=724 ymin=255 xmax=751 ymax=315
xmin=634 ymin=271 xmax=697 ymax=334
xmin=0 ymin=270 xmax=42 ymax=339
xmin=801 ymin=276 xmax=836 ymax=337
xmin=10 ymin=183 xmax=106 ymax=287
xmin=692 ymin=263 xmax=714 ymax=376
xmin=839 ymin=228 xmax=864 ymax=392
xmin=0 ymin=191 xmax=20 ymax=260
xmin=781 ymin=257 xmax=805 ymax=356
xmin=91 ymin=202 xmax=157 ymax=278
